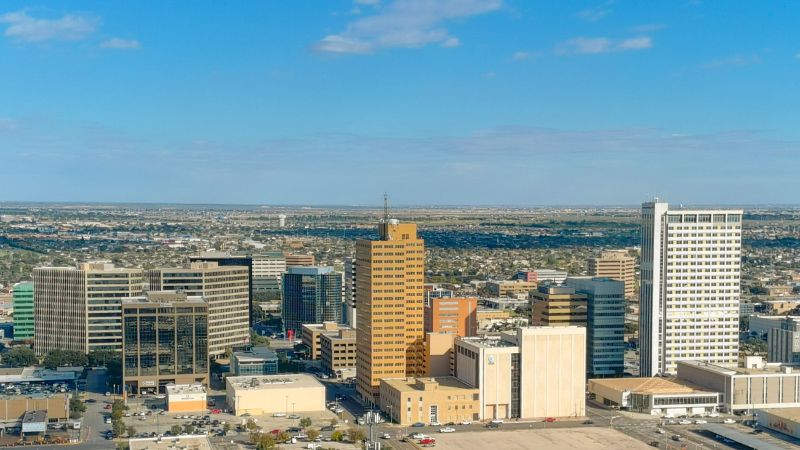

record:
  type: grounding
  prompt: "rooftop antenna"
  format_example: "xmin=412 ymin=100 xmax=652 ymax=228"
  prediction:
xmin=383 ymin=193 xmax=389 ymax=222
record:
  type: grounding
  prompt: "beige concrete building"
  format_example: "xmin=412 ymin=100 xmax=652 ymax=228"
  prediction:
xmin=530 ymin=285 xmax=588 ymax=327
xmin=165 ymin=384 xmax=207 ymax=413
xmin=226 ymin=374 xmax=326 ymax=416
xmin=0 ymin=395 xmax=69 ymax=422
xmin=379 ymin=377 xmax=479 ymax=426
xmin=284 ymin=253 xmax=315 ymax=267
xmin=302 ymin=322 xmax=352 ymax=360
xmin=677 ymin=357 xmax=800 ymax=412
xmin=588 ymin=377 xmax=719 ymax=416
xmin=320 ymin=328 xmax=357 ymax=378
xmin=424 ymin=297 xmax=478 ymax=337
xmin=424 ymin=332 xmax=455 ymax=377
xmin=485 ymin=280 xmax=537 ymax=299
xmin=34 ymin=262 xmax=144 ymax=354
xmin=356 ymin=220 xmax=425 ymax=405
xmin=756 ymin=408 xmax=800 ymax=440
xmin=454 ymin=326 xmax=586 ymax=420
xmin=148 ymin=262 xmax=249 ymax=358
xmin=588 ymin=250 xmax=636 ymax=299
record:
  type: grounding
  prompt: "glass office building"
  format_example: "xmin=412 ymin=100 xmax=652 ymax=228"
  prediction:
xmin=282 ymin=266 xmax=342 ymax=337
xmin=122 ymin=291 xmax=209 ymax=395
xmin=12 ymin=282 xmax=34 ymax=341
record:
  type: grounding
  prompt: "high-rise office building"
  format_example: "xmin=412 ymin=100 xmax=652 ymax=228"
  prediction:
xmin=190 ymin=253 xmax=253 ymax=323
xmin=252 ymin=252 xmax=286 ymax=302
xmin=34 ymin=263 xmax=144 ymax=354
xmin=12 ymin=282 xmax=34 ymax=341
xmin=285 ymin=253 xmax=315 ymax=267
xmin=767 ymin=317 xmax=800 ymax=364
xmin=344 ymin=257 xmax=357 ymax=328
xmin=282 ymin=267 xmax=343 ymax=338
xmin=122 ymin=291 xmax=209 ymax=394
xmin=530 ymin=285 xmax=587 ymax=327
xmin=587 ymin=250 xmax=636 ymax=300
xmin=639 ymin=200 xmax=742 ymax=376
xmin=565 ymin=277 xmax=626 ymax=378
xmin=148 ymin=262 xmax=249 ymax=358
xmin=424 ymin=297 xmax=478 ymax=337
xmin=356 ymin=219 xmax=425 ymax=405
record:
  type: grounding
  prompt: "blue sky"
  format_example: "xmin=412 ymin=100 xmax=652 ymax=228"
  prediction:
xmin=1 ymin=1 xmax=798 ymax=206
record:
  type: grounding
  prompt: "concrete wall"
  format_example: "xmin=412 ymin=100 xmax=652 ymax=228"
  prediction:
xmin=227 ymin=385 xmax=325 ymax=416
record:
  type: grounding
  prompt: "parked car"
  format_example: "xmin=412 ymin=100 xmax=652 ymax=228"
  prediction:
xmin=411 ymin=422 xmax=425 ymax=428
xmin=410 ymin=433 xmax=427 ymax=440
xmin=381 ymin=433 xmax=391 ymax=439
xmin=439 ymin=427 xmax=455 ymax=433
xmin=459 ymin=421 xmax=472 ymax=425
xmin=288 ymin=414 xmax=300 ymax=419
xmin=694 ymin=420 xmax=707 ymax=424
xmin=544 ymin=418 xmax=556 ymax=423
xmin=678 ymin=420 xmax=692 ymax=425
xmin=723 ymin=418 xmax=736 ymax=424
xmin=273 ymin=413 xmax=286 ymax=417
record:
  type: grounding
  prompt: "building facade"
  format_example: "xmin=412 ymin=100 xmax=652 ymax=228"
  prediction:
xmin=530 ymin=285 xmax=587 ymax=327
xmin=226 ymin=374 xmax=325 ymax=416
xmin=122 ymin=292 xmax=209 ymax=395
xmin=485 ymin=280 xmax=537 ymax=298
xmin=189 ymin=253 xmax=253 ymax=324
xmin=424 ymin=297 xmax=478 ymax=337
xmin=356 ymin=219 xmax=425 ymax=404
xmin=588 ymin=377 xmax=720 ymax=417
xmin=252 ymin=252 xmax=286 ymax=302
xmin=12 ymin=282 xmax=34 ymax=341
xmin=768 ymin=317 xmax=800 ymax=364
xmin=515 ymin=269 xmax=568 ymax=285
xmin=587 ymin=250 xmax=636 ymax=299
xmin=284 ymin=254 xmax=315 ymax=268
xmin=148 ymin=262 xmax=249 ymax=358
xmin=231 ymin=347 xmax=279 ymax=376
xmin=453 ymin=327 xmax=586 ymax=420
xmin=282 ymin=267 xmax=342 ymax=338
xmin=34 ymin=263 xmax=144 ymax=354
xmin=566 ymin=277 xmax=626 ymax=378
xmin=301 ymin=322 xmax=351 ymax=360
xmin=639 ymin=201 xmax=742 ymax=376
xmin=344 ymin=257 xmax=357 ymax=328
xmin=379 ymin=377 xmax=480 ymax=426
xmin=320 ymin=328 xmax=357 ymax=377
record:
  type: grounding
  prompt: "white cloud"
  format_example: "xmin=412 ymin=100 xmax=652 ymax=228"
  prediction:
xmin=557 ymin=36 xmax=652 ymax=55
xmin=703 ymin=55 xmax=761 ymax=69
xmin=0 ymin=10 xmax=98 ymax=42
xmin=577 ymin=1 xmax=614 ymax=22
xmin=512 ymin=51 xmax=533 ymax=60
xmin=101 ymin=37 xmax=140 ymax=49
xmin=313 ymin=0 xmax=502 ymax=54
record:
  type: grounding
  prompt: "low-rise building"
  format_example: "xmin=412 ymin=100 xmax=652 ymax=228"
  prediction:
xmin=424 ymin=297 xmax=477 ymax=337
xmin=231 ymin=347 xmax=279 ymax=376
xmin=768 ymin=317 xmax=800 ymax=364
xmin=677 ymin=357 xmax=800 ymax=412
xmin=0 ymin=395 xmax=69 ymax=423
xmin=755 ymin=408 xmax=800 ymax=440
xmin=301 ymin=322 xmax=352 ymax=360
xmin=485 ymin=280 xmax=537 ymax=299
xmin=481 ymin=298 xmax=529 ymax=311
xmin=379 ymin=377 xmax=479 ymax=426
xmin=424 ymin=332 xmax=455 ymax=377
xmin=320 ymin=328 xmax=356 ymax=378
xmin=529 ymin=284 xmax=587 ymax=327
xmin=762 ymin=299 xmax=800 ymax=315
xmin=588 ymin=377 xmax=720 ymax=416
xmin=165 ymin=384 xmax=207 ymax=413
xmin=226 ymin=374 xmax=325 ymax=416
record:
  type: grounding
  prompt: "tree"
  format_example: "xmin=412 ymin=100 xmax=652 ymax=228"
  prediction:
xmin=170 ymin=425 xmax=182 ymax=436
xmin=329 ymin=417 xmax=338 ymax=428
xmin=307 ymin=429 xmax=320 ymax=441
xmin=43 ymin=350 xmax=87 ymax=369
xmin=346 ymin=428 xmax=366 ymax=443
xmin=183 ymin=424 xmax=196 ymax=434
xmin=222 ymin=422 xmax=232 ymax=434
xmin=299 ymin=417 xmax=312 ymax=429
xmin=3 ymin=347 xmax=37 ymax=367
xmin=111 ymin=399 xmax=126 ymax=421
xmin=331 ymin=431 xmax=344 ymax=442
xmin=87 ymin=350 xmax=117 ymax=367
xmin=126 ymin=425 xmax=136 ymax=437
xmin=245 ymin=418 xmax=258 ymax=431
xmin=255 ymin=433 xmax=277 ymax=450
xmin=112 ymin=419 xmax=126 ymax=438
xmin=69 ymin=397 xmax=86 ymax=419
xmin=277 ymin=431 xmax=290 ymax=443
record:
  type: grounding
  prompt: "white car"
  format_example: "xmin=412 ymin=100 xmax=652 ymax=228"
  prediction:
xmin=381 ymin=433 xmax=391 ymax=439
xmin=678 ymin=420 xmax=692 ymax=425
xmin=430 ymin=422 xmax=441 ymax=427
xmin=723 ymin=418 xmax=736 ymax=424
xmin=656 ymin=429 xmax=666 ymax=434
xmin=411 ymin=433 xmax=427 ymax=440
xmin=439 ymin=427 xmax=455 ymax=433
xmin=460 ymin=421 xmax=472 ymax=425
xmin=708 ymin=413 xmax=719 ymax=418
xmin=272 ymin=413 xmax=286 ymax=417
xmin=694 ymin=420 xmax=707 ymax=424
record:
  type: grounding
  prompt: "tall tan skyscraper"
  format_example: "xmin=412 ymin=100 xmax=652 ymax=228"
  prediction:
xmin=34 ymin=262 xmax=144 ymax=354
xmin=356 ymin=219 xmax=425 ymax=404
xmin=587 ymin=250 xmax=636 ymax=299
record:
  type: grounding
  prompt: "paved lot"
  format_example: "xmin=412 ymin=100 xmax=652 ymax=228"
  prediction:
xmin=428 ymin=428 xmax=655 ymax=450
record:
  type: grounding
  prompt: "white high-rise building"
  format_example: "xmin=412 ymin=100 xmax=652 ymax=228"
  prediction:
xmin=639 ymin=200 xmax=742 ymax=376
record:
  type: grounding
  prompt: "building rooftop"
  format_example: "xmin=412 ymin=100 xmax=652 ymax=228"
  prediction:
xmin=165 ymin=384 xmax=206 ymax=396
xmin=232 ymin=347 xmax=278 ymax=362
xmin=123 ymin=291 xmax=206 ymax=305
xmin=227 ymin=374 xmax=324 ymax=391
xmin=129 ymin=435 xmax=212 ymax=450
xmin=759 ymin=408 xmax=800 ymax=421
xmin=589 ymin=377 xmax=713 ymax=395
xmin=456 ymin=336 xmax=517 ymax=349
xmin=679 ymin=359 xmax=800 ymax=376
xmin=286 ymin=266 xmax=335 ymax=275
xmin=381 ymin=377 xmax=478 ymax=393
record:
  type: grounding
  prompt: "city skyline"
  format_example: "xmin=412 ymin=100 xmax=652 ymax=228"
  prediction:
xmin=2 ymin=1 xmax=799 ymax=205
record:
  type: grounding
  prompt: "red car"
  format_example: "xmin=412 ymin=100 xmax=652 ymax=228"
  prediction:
xmin=544 ymin=417 xmax=556 ymax=423
xmin=419 ymin=438 xmax=436 ymax=447
xmin=104 ymin=404 xmax=112 ymax=410
xmin=210 ymin=409 xmax=221 ymax=414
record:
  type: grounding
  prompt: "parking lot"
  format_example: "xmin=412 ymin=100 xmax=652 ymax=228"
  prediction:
xmin=423 ymin=428 xmax=655 ymax=450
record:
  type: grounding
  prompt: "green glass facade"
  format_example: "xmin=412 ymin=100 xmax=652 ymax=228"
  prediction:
xmin=12 ymin=282 xmax=34 ymax=341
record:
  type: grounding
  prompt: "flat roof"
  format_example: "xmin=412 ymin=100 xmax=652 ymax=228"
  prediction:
xmin=760 ymin=408 xmax=800 ymax=421
xmin=456 ymin=337 xmax=518 ymax=349
xmin=381 ymin=377 xmax=478 ymax=393
xmin=703 ymin=424 xmax=788 ymax=450
xmin=129 ymin=435 xmax=212 ymax=450
xmin=22 ymin=410 xmax=47 ymax=424
xmin=166 ymin=384 xmax=206 ymax=395
xmin=232 ymin=347 xmax=278 ymax=362
xmin=590 ymin=377 xmax=714 ymax=395
xmin=227 ymin=374 xmax=324 ymax=391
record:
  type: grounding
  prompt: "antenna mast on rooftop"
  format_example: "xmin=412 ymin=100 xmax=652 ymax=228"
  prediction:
xmin=383 ymin=193 xmax=389 ymax=222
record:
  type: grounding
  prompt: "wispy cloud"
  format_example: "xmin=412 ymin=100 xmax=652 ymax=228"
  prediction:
xmin=629 ymin=23 xmax=666 ymax=33
xmin=100 ymin=37 xmax=140 ymax=50
xmin=511 ymin=51 xmax=537 ymax=61
xmin=577 ymin=1 xmax=614 ymax=22
xmin=0 ymin=10 xmax=99 ymax=42
xmin=313 ymin=0 xmax=502 ymax=54
xmin=703 ymin=55 xmax=761 ymax=69
xmin=556 ymin=36 xmax=652 ymax=55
